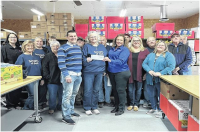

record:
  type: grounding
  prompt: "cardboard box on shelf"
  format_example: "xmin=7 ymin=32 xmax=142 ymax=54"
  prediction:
xmin=176 ymin=30 xmax=195 ymax=39
xmin=152 ymin=23 xmax=175 ymax=32
xmin=1 ymin=31 xmax=10 ymax=39
xmin=31 ymin=35 xmax=45 ymax=39
xmin=59 ymin=20 xmax=74 ymax=26
xmin=48 ymin=32 xmax=60 ymax=38
xmin=107 ymin=31 xmax=125 ymax=39
xmin=47 ymin=20 xmax=60 ymax=26
xmin=33 ymin=15 xmax=46 ymax=22
xmin=47 ymin=26 xmax=60 ymax=32
xmin=59 ymin=26 xmax=73 ymax=32
xmin=75 ymin=24 xmax=88 ymax=31
xmin=106 ymin=16 xmax=125 ymax=23
xmin=126 ymin=23 xmax=144 ymax=31
xmin=59 ymin=32 xmax=67 ymax=39
xmin=58 ymin=13 xmax=74 ymax=20
xmin=31 ymin=31 xmax=46 ymax=36
xmin=155 ymin=30 xmax=175 ymax=39
xmin=46 ymin=13 xmax=59 ymax=19
xmin=128 ymin=30 xmax=144 ymax=38
xmin=108 ymin=23 xmax=125 ymax=32
xmin=18 ymin=32 xmax=31 ymax=39
xmin=125 ymin=16 xmax=144 ymax=23
xmin=160 ymin=81 xmax=190 ymax=100
xmin=31 ymin=29 xmax=47 ymax=32
xmin=89 ymin=16 xmax=107 ymax=24
xmin=95 ymin=31 xmax=107 ymax=38
xmin=89 ymin=24 xmax=107 ymax=31
xmin=30 ymin=22 xmax=47 ymax=29
xmin=192 ymin=97 xmax=199 ymax=120
xmin=76 ymin=31 xmax=87 ymax=39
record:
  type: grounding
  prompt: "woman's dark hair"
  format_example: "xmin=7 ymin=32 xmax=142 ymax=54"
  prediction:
xmin=5 ymin=33 xmax=21 ymax=47
xmin=112 ymin=34 xmax=127 ymax=47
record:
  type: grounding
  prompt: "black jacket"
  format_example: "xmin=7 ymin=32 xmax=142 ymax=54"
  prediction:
xmin=1 ymin=43 xmax=22 ymax=64
xmin=42 ymin=52 xmax=61 ymax=84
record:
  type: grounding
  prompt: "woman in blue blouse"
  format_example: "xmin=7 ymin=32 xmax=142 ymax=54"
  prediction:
xmin=15 ymin=40 xmax=42 ymax=110
xmin=103 ymin=34 xmax=131 ymax=116
xmin=142 ymin=41 xmax=176 ymax=117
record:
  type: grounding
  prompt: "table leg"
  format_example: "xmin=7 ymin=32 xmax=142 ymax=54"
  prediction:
xmin=189 ymin=95 xmax=193 ymax=115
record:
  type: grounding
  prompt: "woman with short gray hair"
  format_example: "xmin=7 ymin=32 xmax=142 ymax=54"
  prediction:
xmin=42 ymin=40 xmax=63 ymax=114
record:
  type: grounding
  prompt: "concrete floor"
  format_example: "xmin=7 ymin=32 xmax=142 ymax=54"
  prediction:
xmin=10 ymin=105 xmax=176 ymax=131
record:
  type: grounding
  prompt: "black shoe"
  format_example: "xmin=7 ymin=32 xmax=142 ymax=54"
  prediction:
xmin=75 ymin=101 xmax=82 ymax=106
xmin=111 ymin=108 xmax=118 ymax=113
xmin=104 ymin=102 xmax=114 ymax=107
xmin=99 ymin=102 xmax=104 ymax=108
xmin=71 ymin=113 xmax=80 ymax=117
xmin=115 ymin=111 xmax=124 ymax=116
xmin=62 ymin=118 xmax=75 ymax=125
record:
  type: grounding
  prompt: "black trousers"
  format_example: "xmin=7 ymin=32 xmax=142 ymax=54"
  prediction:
xmin=108 ymin=70 xmax=131 ymax=111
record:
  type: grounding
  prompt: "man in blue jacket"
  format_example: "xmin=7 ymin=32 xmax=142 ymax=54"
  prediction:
xmin=168 ymin=33 xmax=192 ymax=75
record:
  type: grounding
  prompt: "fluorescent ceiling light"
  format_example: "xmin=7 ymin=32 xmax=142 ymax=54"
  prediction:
xmin=31 ymin=8 xmax=44 ymax=16
xmin=120 ymin=9 xmax=127 ymax=17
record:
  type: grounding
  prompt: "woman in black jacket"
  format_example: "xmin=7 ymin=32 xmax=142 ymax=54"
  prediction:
xmin=1 ymin=33 xmax=22 ymax=108
xmin=42 ymin=40 xmax=63 ymax=114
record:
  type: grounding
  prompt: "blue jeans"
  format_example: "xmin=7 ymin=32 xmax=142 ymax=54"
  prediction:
xmin=143 ymin=80 xmax=150 ymax=103
xmin=182 ymin=67 xmax=192 ymax=75
xmin=61 ymin=74 xmax=82 ymax=119
xmin=47 ymin=84 xmax=63 ymax=110
xmin=128 ymin=81 xmax=143 ymax=106
xmin=83 ymin=73 xmax=103 ymax=110
xmin=98 ymin=75 xmax=112 ymax=103
xmin=23 ymin=81 xmax=39 ymax=110
xmin=147 ymin=82 xmax=161 ymax=110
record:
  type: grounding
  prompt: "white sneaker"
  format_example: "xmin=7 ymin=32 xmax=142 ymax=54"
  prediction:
xmin=92 ymin=109 xmax=100 ymax=114
xmin=146 ymin=109 xmax=156 ymax=114
xmin=85 ymin=110 xmax=92 ymax=115
xmin=155 ymin=110 xmax=162 ymax=118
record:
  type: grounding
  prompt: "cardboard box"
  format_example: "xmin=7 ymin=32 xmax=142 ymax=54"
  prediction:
xmin=144 ymin=28 xmax=154 ymax=39
xmin=194 ymin=40 xmax=199 ymax=52
xmin=59 ymin=20 xmax=74 ymax=26
xmin=125 ymin=16 xmax=143 ymax=23
xmin=76 ymin=31 xmax=87 ymax=39
xmin=48 ymin=32 xmax=60 ymax=38
xmin=31 ymin=29 xmax=47 ymax=32
xmin=152 ymin=23 xmax=175 ymax=32
xmin=128 ymin=30 xmax=144 ymax=38
xmin=1 ymin=63 xmax=23 ymax=84
xmin=75 ymin=24 xmax=88 ymax=31
xmin=33 ymin=15 xmax=46 ymax=22
xmin=46 ymin=13 xmax=59 ymax=19
xmin=59 ymin=26 xmax=73 ymax=32
xmin=18 ymin=32 xmax=31 ymax=39
xmin=58 ymin=13 xmax=74 ymax=20
xmin=30 ymin=22 xmax=47 ymax=29
xmin=155 ymin=30 xmax=175 ymax=39
xmin=89 ymin=24 xmax=107 ymax=31
xmin=187 ymin=115 xmax=200 ymax=131
xmin=192 ymin=97 xmax=199 ymax=120
xmin=59 ymin=32 xmax=67 ymax=39
xmin=47 ymin=20 xmax=60 ymax=26
xmin=31 ymin=35 xmax=45 ymax=39
xmin=89 ymin=16 xmax=107 ymax=24
xmin=47 ymin=26 xmax=60 ymax=32
xmin=126 ymin=23 xmax=144 ymax=31
xmin=108 ymin=23 xmax=125 ymax=32
xmin=1 ymin=31 xmax=10 ymax=39
xmin=31 ymin=31 xmax=46 ymax=36
xmin=107 ymin=16 xmax=125 ymax=23
xmin=176 ymin=30 xmax=195 ymax=39
xmin=97 ymin=31 xmax=107 ymax=38
xmin=160 ymin=81 xmax=190 ymax=100
xmin=107 ymin=31 xmax=125 ymax=39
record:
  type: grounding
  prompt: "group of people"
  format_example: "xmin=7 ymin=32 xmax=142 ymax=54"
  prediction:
xmin=1 ymin=30 xmax=195 ymax=125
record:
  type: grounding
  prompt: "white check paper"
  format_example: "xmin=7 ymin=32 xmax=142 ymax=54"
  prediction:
xmin=91 ymin=55 xmax=104 ymax=60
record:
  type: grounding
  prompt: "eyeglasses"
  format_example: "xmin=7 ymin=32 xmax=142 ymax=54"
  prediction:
xmin=171 ymin=35 xmax=180 ymax=38
xmin=9 ymin=37 xmax=17 ymax=39
xmin=133 ymin=40 xmax=140 ymax=42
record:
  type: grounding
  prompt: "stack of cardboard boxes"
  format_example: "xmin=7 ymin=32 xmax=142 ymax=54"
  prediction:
xmin=47 ymin=13 xmax=74 ymax=39
xmin=75 ymin=24 xmax=88 ymax=39
xmin=125 ymin=16 xmax=144 ymax=38
xmin=152 ymin=23 xmax=175 ymax=38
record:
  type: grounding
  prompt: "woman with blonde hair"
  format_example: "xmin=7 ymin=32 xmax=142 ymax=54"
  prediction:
xmin=15 ymin=40 xmax=42 ymax=110
xmin=142 ymin=41 xmax=176 ymax=117
xmin=127 ymin=36 xmax=149 ymax=112
xmin=82 ymin=31 xmax=107 ymax=115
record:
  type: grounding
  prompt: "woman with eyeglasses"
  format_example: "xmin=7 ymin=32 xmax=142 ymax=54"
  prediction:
xmin=1 ymin=33 xmax=23 ymax=108
xmin=82 ymin=31 xmax=107 ymax=115
xmin=127 ymin=36 xmax=149 ymax=112
xmin=142 ymin=41 xmax=175 ymax=118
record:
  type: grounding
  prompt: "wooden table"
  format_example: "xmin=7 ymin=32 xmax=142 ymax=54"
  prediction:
xmin=1 ymin=76 xmax=42 ymax=131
